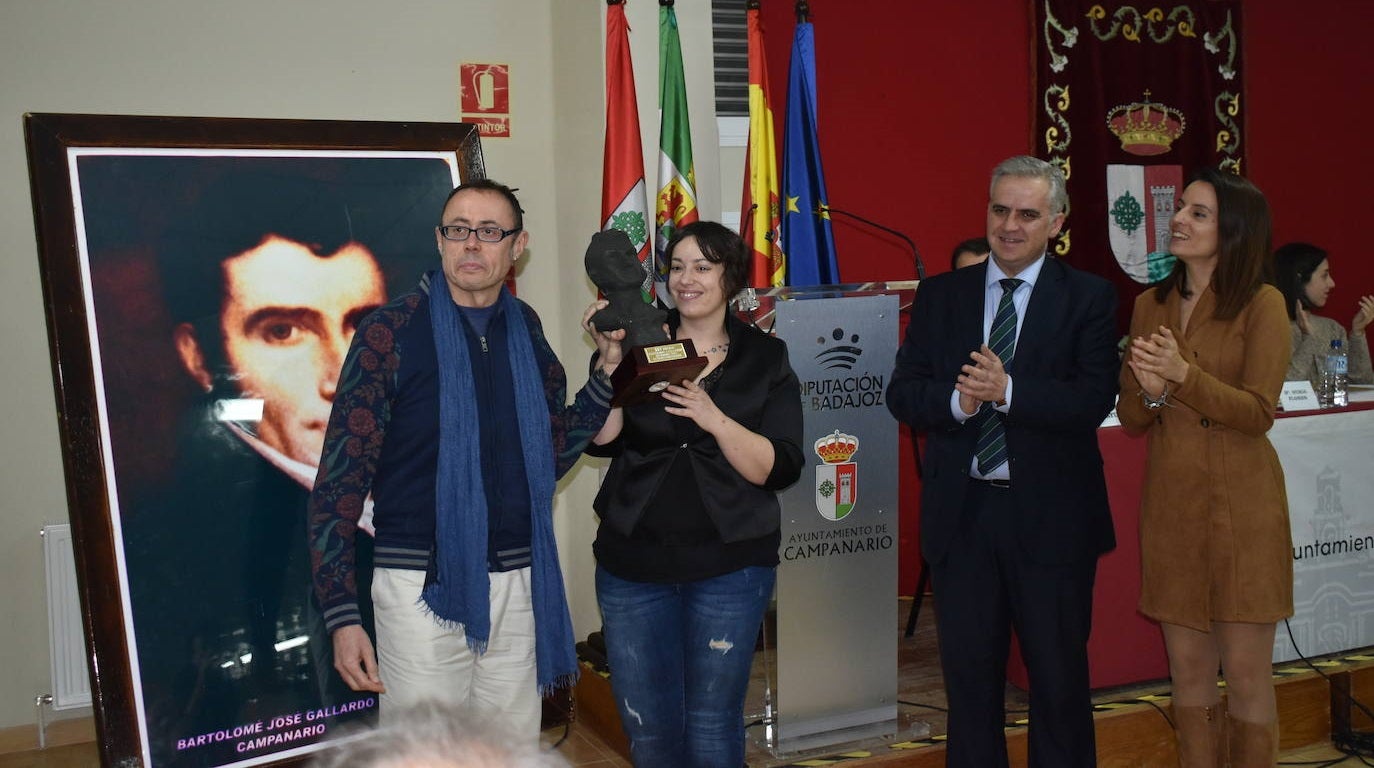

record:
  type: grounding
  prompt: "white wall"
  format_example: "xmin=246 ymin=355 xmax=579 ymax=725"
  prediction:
xmin=0 ymin=0 xmax=720 ymax=731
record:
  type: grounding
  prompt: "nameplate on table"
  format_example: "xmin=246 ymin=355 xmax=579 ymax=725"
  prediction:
xmin=1279 ymin=380 xmax=1319 ymax=412
xmin=1099 ymin=394 xmax=1121 ymax=428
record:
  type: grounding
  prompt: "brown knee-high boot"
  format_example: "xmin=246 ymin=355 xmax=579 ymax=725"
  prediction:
xmin=1173 ymin=702 xmax=1228 ymax=767
xmin=1227 ymin=715 xmax=1278 ymax=767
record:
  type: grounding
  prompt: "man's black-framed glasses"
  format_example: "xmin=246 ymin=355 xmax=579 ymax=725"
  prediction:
xmin=437 ymin=225 xmax=521 ymax=243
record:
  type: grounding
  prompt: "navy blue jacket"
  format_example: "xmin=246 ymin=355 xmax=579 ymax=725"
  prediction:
xmin=887 ymin=257 xmax=1119 ymax=565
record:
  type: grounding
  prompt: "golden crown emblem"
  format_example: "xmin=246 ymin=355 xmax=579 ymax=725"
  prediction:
xmin=1105 ymin=91 xmax=1186 ymax=157
xmin=814 ymin=430 xmax=859 ymax=464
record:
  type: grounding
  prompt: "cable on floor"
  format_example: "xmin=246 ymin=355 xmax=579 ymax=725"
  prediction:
xmin=1280 ymin=619 xmax=1374 ymax=766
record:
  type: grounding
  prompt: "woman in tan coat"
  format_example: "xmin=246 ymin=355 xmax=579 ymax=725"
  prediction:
xmin=1118 ymin=168 xmax=1292 ymax=767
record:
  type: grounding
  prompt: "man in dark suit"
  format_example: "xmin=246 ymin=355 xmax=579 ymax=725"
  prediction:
xmin=887 ymin=156 xmax=1119 ymax=767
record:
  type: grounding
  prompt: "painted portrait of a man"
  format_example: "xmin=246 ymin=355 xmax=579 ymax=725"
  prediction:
xmin=72 ymin=152 xmax=458 ymax=768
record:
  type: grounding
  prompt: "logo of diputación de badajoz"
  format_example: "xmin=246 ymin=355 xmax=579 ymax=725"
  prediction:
xmin=803 ymin=326 xmax=886 ymax=412
xmin=815 ymin=327 xmax=863 ymax=370
xmin=814 ymin=430 xmax=858 ymax=521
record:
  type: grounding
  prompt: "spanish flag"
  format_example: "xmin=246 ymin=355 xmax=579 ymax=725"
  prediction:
xmin=741 ymin=0 xmax=785 ymax=288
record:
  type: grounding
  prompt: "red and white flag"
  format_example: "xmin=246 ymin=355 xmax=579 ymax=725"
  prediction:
xmin=602 ymin=1 xmax=654 ymax=299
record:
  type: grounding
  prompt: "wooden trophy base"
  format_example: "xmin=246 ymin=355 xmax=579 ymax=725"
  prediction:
xmin=610 ymin=339 xmax=709 ymax=407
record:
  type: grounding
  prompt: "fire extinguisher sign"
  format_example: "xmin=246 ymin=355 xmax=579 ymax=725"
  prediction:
xmin=460 ymin=63 xmax=511 ymax=138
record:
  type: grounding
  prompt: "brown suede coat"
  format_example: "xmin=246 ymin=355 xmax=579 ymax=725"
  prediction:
xmin=1118 ymin=283 xmax=1293 ymax=630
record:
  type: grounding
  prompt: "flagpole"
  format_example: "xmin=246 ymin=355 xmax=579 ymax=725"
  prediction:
xmin=795 ymin=0 xmax=809 ymax=22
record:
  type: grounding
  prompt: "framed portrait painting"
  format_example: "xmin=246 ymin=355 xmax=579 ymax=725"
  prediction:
xmin=24 ymin=113 xmax=485 ymax=768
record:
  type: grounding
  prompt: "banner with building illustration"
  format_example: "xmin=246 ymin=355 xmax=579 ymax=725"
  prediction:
xmin=1272 ymin=409 xmax=1374 ymax=663
xmin=1036 ymin=0 xmax=1244 ymax=330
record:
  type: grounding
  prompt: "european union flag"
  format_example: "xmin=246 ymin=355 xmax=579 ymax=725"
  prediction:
xmin=780 ymin=19 xmax=839 ymax=286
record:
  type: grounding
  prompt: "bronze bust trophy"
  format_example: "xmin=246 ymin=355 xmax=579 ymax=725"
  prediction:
xmin=585 ymin=229 xmax=706 ymax=406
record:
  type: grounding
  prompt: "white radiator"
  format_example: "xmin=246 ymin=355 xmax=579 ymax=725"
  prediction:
xmin=42 ymin=524 xmax=92 ymax=710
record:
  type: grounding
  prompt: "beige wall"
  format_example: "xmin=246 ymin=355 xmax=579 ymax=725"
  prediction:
xmin=0 ymin=0 xmax=720 ymax=731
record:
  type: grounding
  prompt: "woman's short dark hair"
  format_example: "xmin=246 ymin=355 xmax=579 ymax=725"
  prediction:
xmin=665 ymin=221 xmax=750 ymax=301
xmin=1273 ymin=242 xmax=1329 ymax=320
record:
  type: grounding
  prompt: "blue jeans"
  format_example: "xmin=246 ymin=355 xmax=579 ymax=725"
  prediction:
xmin=596 ymin=565 xmax=774 ymax=768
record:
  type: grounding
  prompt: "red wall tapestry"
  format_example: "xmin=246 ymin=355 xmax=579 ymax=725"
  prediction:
xmin=1036 ymin=1 xmax=1245 ymax=331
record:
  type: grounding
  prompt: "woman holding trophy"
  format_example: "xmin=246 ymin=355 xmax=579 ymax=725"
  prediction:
xmin=586 ymin=221 xmax=803 ymax=767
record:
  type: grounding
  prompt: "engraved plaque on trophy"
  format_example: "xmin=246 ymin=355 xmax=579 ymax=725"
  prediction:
xmin=609 ymin=337 xmax=708 ymax=407
xmin=584 ymin=230 xmax=707 ymax=407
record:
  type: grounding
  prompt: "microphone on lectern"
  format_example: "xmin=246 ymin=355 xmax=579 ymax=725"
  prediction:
xmin=818 ymin=205 xmax=926 ymax=282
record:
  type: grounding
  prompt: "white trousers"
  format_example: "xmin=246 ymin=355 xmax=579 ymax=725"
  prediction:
xmin=372 ymin=566 xmax=540 ymax=742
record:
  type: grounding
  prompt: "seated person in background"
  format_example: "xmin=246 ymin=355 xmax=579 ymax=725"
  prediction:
xmin=950 ymin=237 xmax=991 ymax=271
xmin=1273 ymin=242 xmax=1373 ymax=383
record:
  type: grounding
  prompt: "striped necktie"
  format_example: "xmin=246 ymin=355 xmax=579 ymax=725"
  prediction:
xmin=974 ymin=278 xmax=1023 ymax=475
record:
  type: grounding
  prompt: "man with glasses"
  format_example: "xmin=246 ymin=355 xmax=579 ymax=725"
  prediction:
xmin=309 ymin=179 xmax=624 ymax=740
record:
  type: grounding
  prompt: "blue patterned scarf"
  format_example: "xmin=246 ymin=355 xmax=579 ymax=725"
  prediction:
xmin=425 ymin=271 xmax=577 ymax=693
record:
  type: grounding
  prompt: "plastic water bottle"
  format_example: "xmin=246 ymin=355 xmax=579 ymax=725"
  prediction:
xmin=1326 ymin=339 xmax=1349 ymax=408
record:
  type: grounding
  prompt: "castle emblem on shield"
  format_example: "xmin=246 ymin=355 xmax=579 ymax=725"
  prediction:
xmin=1103 ymin=92 xmax=1186 ymax=284
xmin=814 ymin=430 xmax=858 ymax=521
xmin=1107 ymin=163 xmax=1182 ymax=285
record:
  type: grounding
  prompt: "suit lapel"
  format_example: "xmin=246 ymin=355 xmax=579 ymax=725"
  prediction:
xmin=1013 ymin=257 xmax=1066 ymax=371
xmin=957 ymin=264 xmax=989 ymax=356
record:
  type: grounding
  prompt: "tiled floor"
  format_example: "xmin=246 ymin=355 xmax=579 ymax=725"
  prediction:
xmin=10 ymin=732 xmax=1374 ymax=767
xmin=10 ymin=597 xmax=1370 ymax=767
xmin=540 ymin=722 xmax=631 ymax=767
xmin=0 ymin=725 xmax=627 ymax=768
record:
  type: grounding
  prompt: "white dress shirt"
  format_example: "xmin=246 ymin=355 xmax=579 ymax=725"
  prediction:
xmin=950 ymin=254 xmax=1047 ymax=480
